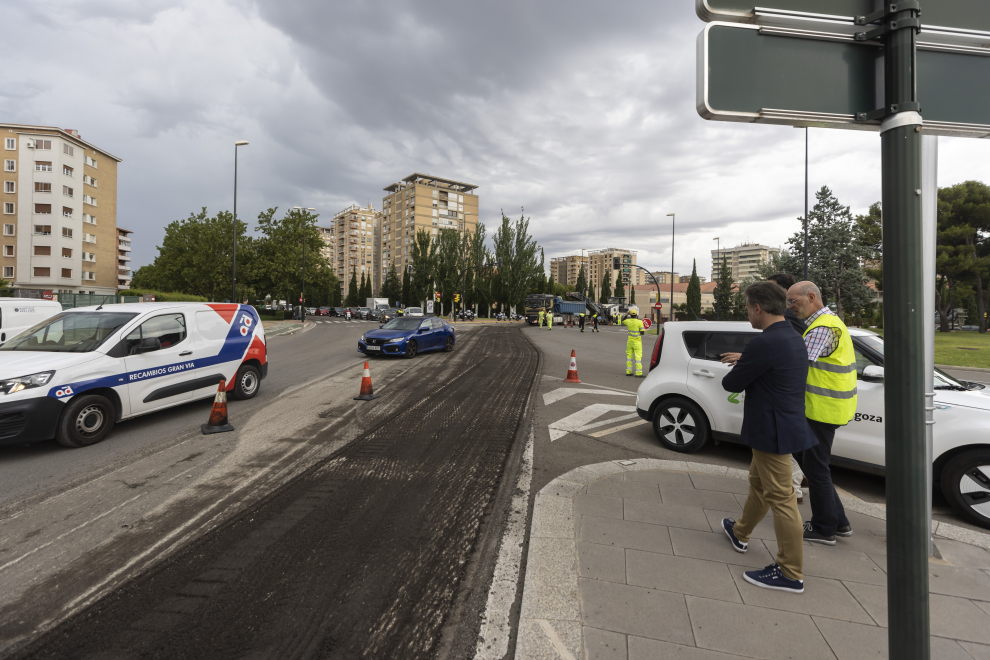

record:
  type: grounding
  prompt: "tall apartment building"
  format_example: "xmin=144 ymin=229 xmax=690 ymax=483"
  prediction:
xmin=116 ymin=227 xmax=133 ymax=289
xmin=549 ymin=254 xmax=589 ymax=287
xmin=710 ymin=243 xmax=780 ymax=283
xmin=380 ymin=173 xmax=479 ymax=282
xmin=588 ymin=248 xmax=643 ymax=297
xmin=2 ymin=124 xmax=120 ymax=295
xmin=317 ymin=225 xmax=334 ymax=263
xmin=679 ymin=274 xmax=707 ymax=284
xmin=331 ymin=204 xmax=378 ymax=295
xmin=650 ymin=271 xmax=680 ymax=285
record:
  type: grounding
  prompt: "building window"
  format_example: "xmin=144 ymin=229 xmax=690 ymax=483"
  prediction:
xmin=83 ymin=194 xmax=96 ymax=206
xmin=83 ymin=175 xmax=97 ymax=187
xmin=4 ymin=138 xmax=14 ymax=150
xmin=63 ymin=144 xmax=74 ymax=156
xmin=35 ymin=161 xmax=52 ymax=172
xmin=63 ymin=165 xmax=73 ymax=177
xmin=83 ymin=213 xmax=96 ymax=224
xmin=34 ymin=139 xmax=51 ymax=150
xmin=34 ymin=245 xmax=51 ymax=256
xmin=3 ymin=266 xmax=13 ymax=279
xmin=62 ymin=206 xmax=73 ymax=218
xmin=84 ymin=155 xmax=98 ymax=168
xmin=3 ymin=224 xmax=13 ymax=236
xmin=3 ymin=160 xmax=14 ymax=172
xmin=35 ymin=204 xmax=51 ymax=214
xmin=63 ymin=185 xmax=73 ymax=197
xmin=63 ymin=227 xmax=74 ymax=239
xmin=2 ymin=245 xmax=12 ymax=257
xmin=34 ymin=267 xmax=51 ymax=277
xmin=3 ymin=203 xmax=13 ymax=214
xmin=35 ymin=182 xmax=51 ymax=193
xmin=61 ymin=268 xmax=72 ymax=278
xmin=3 ymin=181 xmax=13 ymax=193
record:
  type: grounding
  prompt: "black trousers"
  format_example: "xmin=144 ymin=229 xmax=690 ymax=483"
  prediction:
xmin=799 ymin=419 xmax=850 ymax=536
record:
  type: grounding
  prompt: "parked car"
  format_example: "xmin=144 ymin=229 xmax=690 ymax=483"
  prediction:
xmin=316 ymin=307 xmax=330 ymax=317
xmin=356 ymin=307 xmax=371 ymax=320
xmin=0 ymin=303 xmax=267 ymax=448
xmin=405 ymin=307 xmax=424 ymax=317
xmin=368 ymin=309 xmax=385 ymax=322
xmin=306 ymin=307 xmax=317 ymax=316
xmin=358 ymin=317 xmax=455 ymax=359
xmin=635 ymin=321 xmax=990 ymax=528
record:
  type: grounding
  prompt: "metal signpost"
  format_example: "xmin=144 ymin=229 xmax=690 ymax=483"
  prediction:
xmin=696 ymin=3 xmax=990 ymax=658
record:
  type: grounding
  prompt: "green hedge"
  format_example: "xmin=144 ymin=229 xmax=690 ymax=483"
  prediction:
xmin=117 ymin=289 xmax=209 ymax=302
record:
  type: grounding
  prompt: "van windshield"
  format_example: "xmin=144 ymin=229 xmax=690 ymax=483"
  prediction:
xmin=0 ymin=312 xmax=137 ymax=352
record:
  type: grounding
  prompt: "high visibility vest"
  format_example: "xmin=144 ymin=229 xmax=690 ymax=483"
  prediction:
xmin=803 ymin=312 xmax=857 ymax=424
xmin=622 ymin=317 xmax=646 ymax=342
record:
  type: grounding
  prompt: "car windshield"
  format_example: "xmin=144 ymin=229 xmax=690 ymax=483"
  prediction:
xmin=382 ymin=318 xmax=424 ymax=330
xmin=407 ymin=307 xmax=422 ymax=314
xmin=859 ymin=334 xmax=970 ymax=389
xmin=0 ymin=311 xmax=137 ymax=352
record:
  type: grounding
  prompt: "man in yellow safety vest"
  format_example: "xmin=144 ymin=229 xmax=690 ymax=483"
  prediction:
xmin=787 ymin=281 xmax=857 ymax=546
xmin=538 ymin=309 xmax=545 ymax=328
xmin=621 ymin=307 xmax=647 ymax=376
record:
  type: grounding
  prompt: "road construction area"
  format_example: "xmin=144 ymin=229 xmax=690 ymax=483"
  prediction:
xmin=2 ymin=321 xmax=989 ymax=660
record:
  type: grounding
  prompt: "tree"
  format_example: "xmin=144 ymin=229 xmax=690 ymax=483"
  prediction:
xmin=938 ymin=181 xmax=990 ymax=333
xmin=713 ymin=256 xmax=734 ymax=320
xmin=614 ymin=274 xmax=625 ymax=302
xmin=547 ymin=273 xmax=556 ymax=296
xmin=381 ymin=263 xmax=402 ymax=306
xmin=600 ymin=273 xmax=612 ymax=304
xmin=778 ymin=186 xmax=874 ymax=318
xmin=686 ymin=259 xmax=702 ymax=318
xmin=629 ymin=286 xmax=636 ymax=304
xmin=401 ymin=267 xmax=411 ymax=307
xmin=575 ymin=265 xmax=588 ymax=299
xmin=410 ymin=228 xmax=437 ymax=306
xmin=855 ymin=202 xmax=883 ymax=292
xmin=491 ymin=210 xmax=542 ymax=313
xmin=345 ymin=268 xmax=359 ymax=307
xmin=253 ymin=207 xmax=328 ymax=307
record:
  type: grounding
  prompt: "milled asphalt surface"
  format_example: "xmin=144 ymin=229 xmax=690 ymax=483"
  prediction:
xmin=5 ymin=324 xmax=538 ymax=660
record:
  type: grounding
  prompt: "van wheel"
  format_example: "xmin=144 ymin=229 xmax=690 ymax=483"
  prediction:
xmin=232 ymin=364 xmax=261 ymax=400
xmin=652 ymin=398 xmax=710 ymax=453
xmin=941 ymin=450 xmax=990 ymax=529
xmin=56 ymin=394 xmax=115 ymax=448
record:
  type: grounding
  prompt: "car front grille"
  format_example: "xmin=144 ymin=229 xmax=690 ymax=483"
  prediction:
xmin=0 ymin=412 xmax=26 ymax=439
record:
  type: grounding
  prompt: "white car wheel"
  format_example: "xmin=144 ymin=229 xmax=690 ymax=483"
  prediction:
xmin=941 ymin=450 xmax=990 ymax=529
xmin=651 ymin=398 xmax=709 ymax=453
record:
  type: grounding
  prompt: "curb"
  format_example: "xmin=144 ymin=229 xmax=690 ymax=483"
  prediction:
xmin=515 ymin=458 xmax=990 ymax=660
xmin=937 ymin=364 xmax=990 ymax=375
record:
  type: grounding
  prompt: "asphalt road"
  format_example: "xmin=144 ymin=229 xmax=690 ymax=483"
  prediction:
xmin=0 ymin=319 xmax=377 ymax=508
xmin=523 ymin=320 xmax=990 ymax=535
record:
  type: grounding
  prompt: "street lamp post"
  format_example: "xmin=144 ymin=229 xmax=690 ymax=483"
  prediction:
xmin=293 ymin=206 xmax=316 ymax=322
xmin=667 ymin=213 xmax=675 ymax=322
xmin=804 ymin=128 xmax=809 ymax=280
xmin=232 ymin=141 xmax=249 ymax=303
xmin=461 ymin=212 xmax=472 ymax=319
xmin=713 ymin=237 xmax=720 ymax=321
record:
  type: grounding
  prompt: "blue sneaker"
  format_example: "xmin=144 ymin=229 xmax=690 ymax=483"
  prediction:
xmin=721 ymin=518 xmax=747 ymax=553
xmin=743 ymin=563 xmax=804 ymax=594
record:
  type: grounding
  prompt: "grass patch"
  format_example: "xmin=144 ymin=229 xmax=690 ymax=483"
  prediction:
xmin=866 ymin=328 xmax=989 ymax=368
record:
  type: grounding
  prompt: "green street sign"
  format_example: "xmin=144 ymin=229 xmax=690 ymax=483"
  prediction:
xmin=696 ymin=0 xmax=990 ymax=38
xmin=697 ymin=23 xmax=990 ymax=138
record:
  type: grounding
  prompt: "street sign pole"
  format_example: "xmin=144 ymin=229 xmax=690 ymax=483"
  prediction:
xmin=876 ymin=3 xmax=930 ymax=658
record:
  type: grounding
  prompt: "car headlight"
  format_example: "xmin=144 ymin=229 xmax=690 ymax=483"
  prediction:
xmin=387 ymin=337 xmax=404 ymax=343
xmin=1 ymin=370 xmax=55 ymax=395
xmin=360 ymin=335 xmax=367 ymax=343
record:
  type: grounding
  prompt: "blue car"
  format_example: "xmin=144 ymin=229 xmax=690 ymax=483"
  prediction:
xmin=358 ymin=317 xmax=456 ymax=358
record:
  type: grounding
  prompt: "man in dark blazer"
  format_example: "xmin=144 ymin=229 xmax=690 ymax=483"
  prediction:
xmin=719 ymin=281 xmax=818 ymax=594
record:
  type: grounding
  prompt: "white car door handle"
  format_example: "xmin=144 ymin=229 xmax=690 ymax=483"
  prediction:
xmin=179 ymin=350 xmax=193 ymax=356
xmin=692 ymin=370 xmax=715 ymax=378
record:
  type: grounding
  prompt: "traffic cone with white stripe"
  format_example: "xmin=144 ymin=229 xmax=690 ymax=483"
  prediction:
xmin=565 ymin=350 xmax=581 ymax=383
xmin=201 ymin=379 xmax=234 ymax=434
xmin=354 ymin=361 xmax=379 ymax=401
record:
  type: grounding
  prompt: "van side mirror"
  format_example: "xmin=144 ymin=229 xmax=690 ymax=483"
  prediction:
xmin=862 ymin=365 xmax=884 ymax=382
xmin=131 ymin=337 xmax=162 ymax=355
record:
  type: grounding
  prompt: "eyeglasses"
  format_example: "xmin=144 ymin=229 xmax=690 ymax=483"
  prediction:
xmin=786 ymin=299 xmax=799 ymax=306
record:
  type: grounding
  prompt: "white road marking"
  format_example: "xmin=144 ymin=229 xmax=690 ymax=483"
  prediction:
xmin=537 ymin=619 xmax=577 ymax=660
xmin=588 ymin=419 xmax=649 ymax=437
xmin=549 ymin=403 xmax=637 ymax=441
xmin=577 ymin=412 xmax=641 ymax=433
xmin=542 ymin=387 xmax=634 ymax=406
xmin=473 ymin=427 xmax=533 ymax=660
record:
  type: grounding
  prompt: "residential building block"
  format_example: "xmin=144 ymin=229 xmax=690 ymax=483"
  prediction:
xmin=710 ymin=243 xmax=780 ymax=282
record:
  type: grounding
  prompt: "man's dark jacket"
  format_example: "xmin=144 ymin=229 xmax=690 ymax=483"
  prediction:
xmin=784 ymin=308 xmax=806 ymax=335
xmin=721 ymin=320 xmax=817 ymax=455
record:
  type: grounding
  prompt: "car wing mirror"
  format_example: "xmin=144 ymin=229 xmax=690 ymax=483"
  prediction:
xmin=419 ymin=327 xmax=428 ymax=333
xmin=132 ymin=337 xmax=162 ymax=355
xmin=862 ymin=365 xmax=884 ymax=383
xmin=379 ymin=324 xmax=384 ymax=329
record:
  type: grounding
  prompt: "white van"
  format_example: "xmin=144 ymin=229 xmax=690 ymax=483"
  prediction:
xmin=0 ymin=302 xmax=267 ymax=448
xmin=0 ymin=299 xmax=62 ymax=343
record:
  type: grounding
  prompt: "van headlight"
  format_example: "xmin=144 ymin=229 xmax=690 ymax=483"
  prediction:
xmin=1 ymin=371 xmax=55 ymax=395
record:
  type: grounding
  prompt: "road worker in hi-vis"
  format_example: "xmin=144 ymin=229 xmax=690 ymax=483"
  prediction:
xmin=622 ymin=307 xmax=647 ymax=376
xmin=546 ymin=309 xmax=553 ymax=330
xmin=538 ymin=309 xmax=545 ymax=328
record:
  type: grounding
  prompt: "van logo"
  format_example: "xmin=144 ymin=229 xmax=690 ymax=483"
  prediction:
xmin=727 ymin=392 xmax=741 ymax=404
xmin=242 ymin=316 xmax=253 ymax=327
xmin=239 ymin=325 xmax=249 ymax=336
xmin=54 ymin=386 xmax=74 ymax=398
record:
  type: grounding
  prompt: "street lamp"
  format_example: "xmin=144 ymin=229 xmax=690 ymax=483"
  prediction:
xmin=667 ymin=213 xmax=675 ymax=322
xmin=232 ymin=140 xmax=249 ymax=303
xmin=713 ymin=236 xmax=720 ymax=321
xmin=461 ymin=211 xmax=472 ymax=319
xmin=293 ymin=206 xmax=316 ymax=322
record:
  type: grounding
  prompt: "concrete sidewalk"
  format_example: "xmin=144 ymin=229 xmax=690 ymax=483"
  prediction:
xmin=517 ymin=459 xmax=990 ymax=660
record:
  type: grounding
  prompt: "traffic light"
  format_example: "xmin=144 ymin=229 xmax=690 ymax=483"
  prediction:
xmin=454 ymin=293 xmax=460 ymax=303
xmin=435 ymin=291 xmax=441 ymax=301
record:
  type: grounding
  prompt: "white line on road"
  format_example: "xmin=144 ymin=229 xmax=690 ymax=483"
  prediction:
xmin=536 ymin=620 xmax=577 ymax=660
xmin=548 ymin=404 xmax=638 ymax=441
xmin=542 ymin=387 xmax=634 ymax=406
xmin=473 ymin=426 xmax=533 ymax=660
xmin=588 ymin=419 xmax=649 ymax=437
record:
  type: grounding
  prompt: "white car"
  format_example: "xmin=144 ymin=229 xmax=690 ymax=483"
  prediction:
xmin=405 ymin=307 xmax=425 ymax=317
xmin=0 ymin=302 xmax=267 ymax=448
xmin=635 ymin=321 xmax=990 ymax=528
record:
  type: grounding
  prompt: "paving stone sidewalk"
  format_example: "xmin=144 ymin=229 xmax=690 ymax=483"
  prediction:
xmin=516 ymin=458 xmax=990 ymax=660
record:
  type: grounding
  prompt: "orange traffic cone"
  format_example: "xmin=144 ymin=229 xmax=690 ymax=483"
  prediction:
xmin=354 ymin=361 xmax=379 ymax=401
xmin=201 ymin=379 xmax=234 ymax=434
xmin=565 ymin=350 xmax=581 ymax=383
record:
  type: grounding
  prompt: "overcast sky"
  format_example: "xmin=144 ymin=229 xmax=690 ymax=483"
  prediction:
xmin=2 ymin=0 xmax=987 ymax=278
